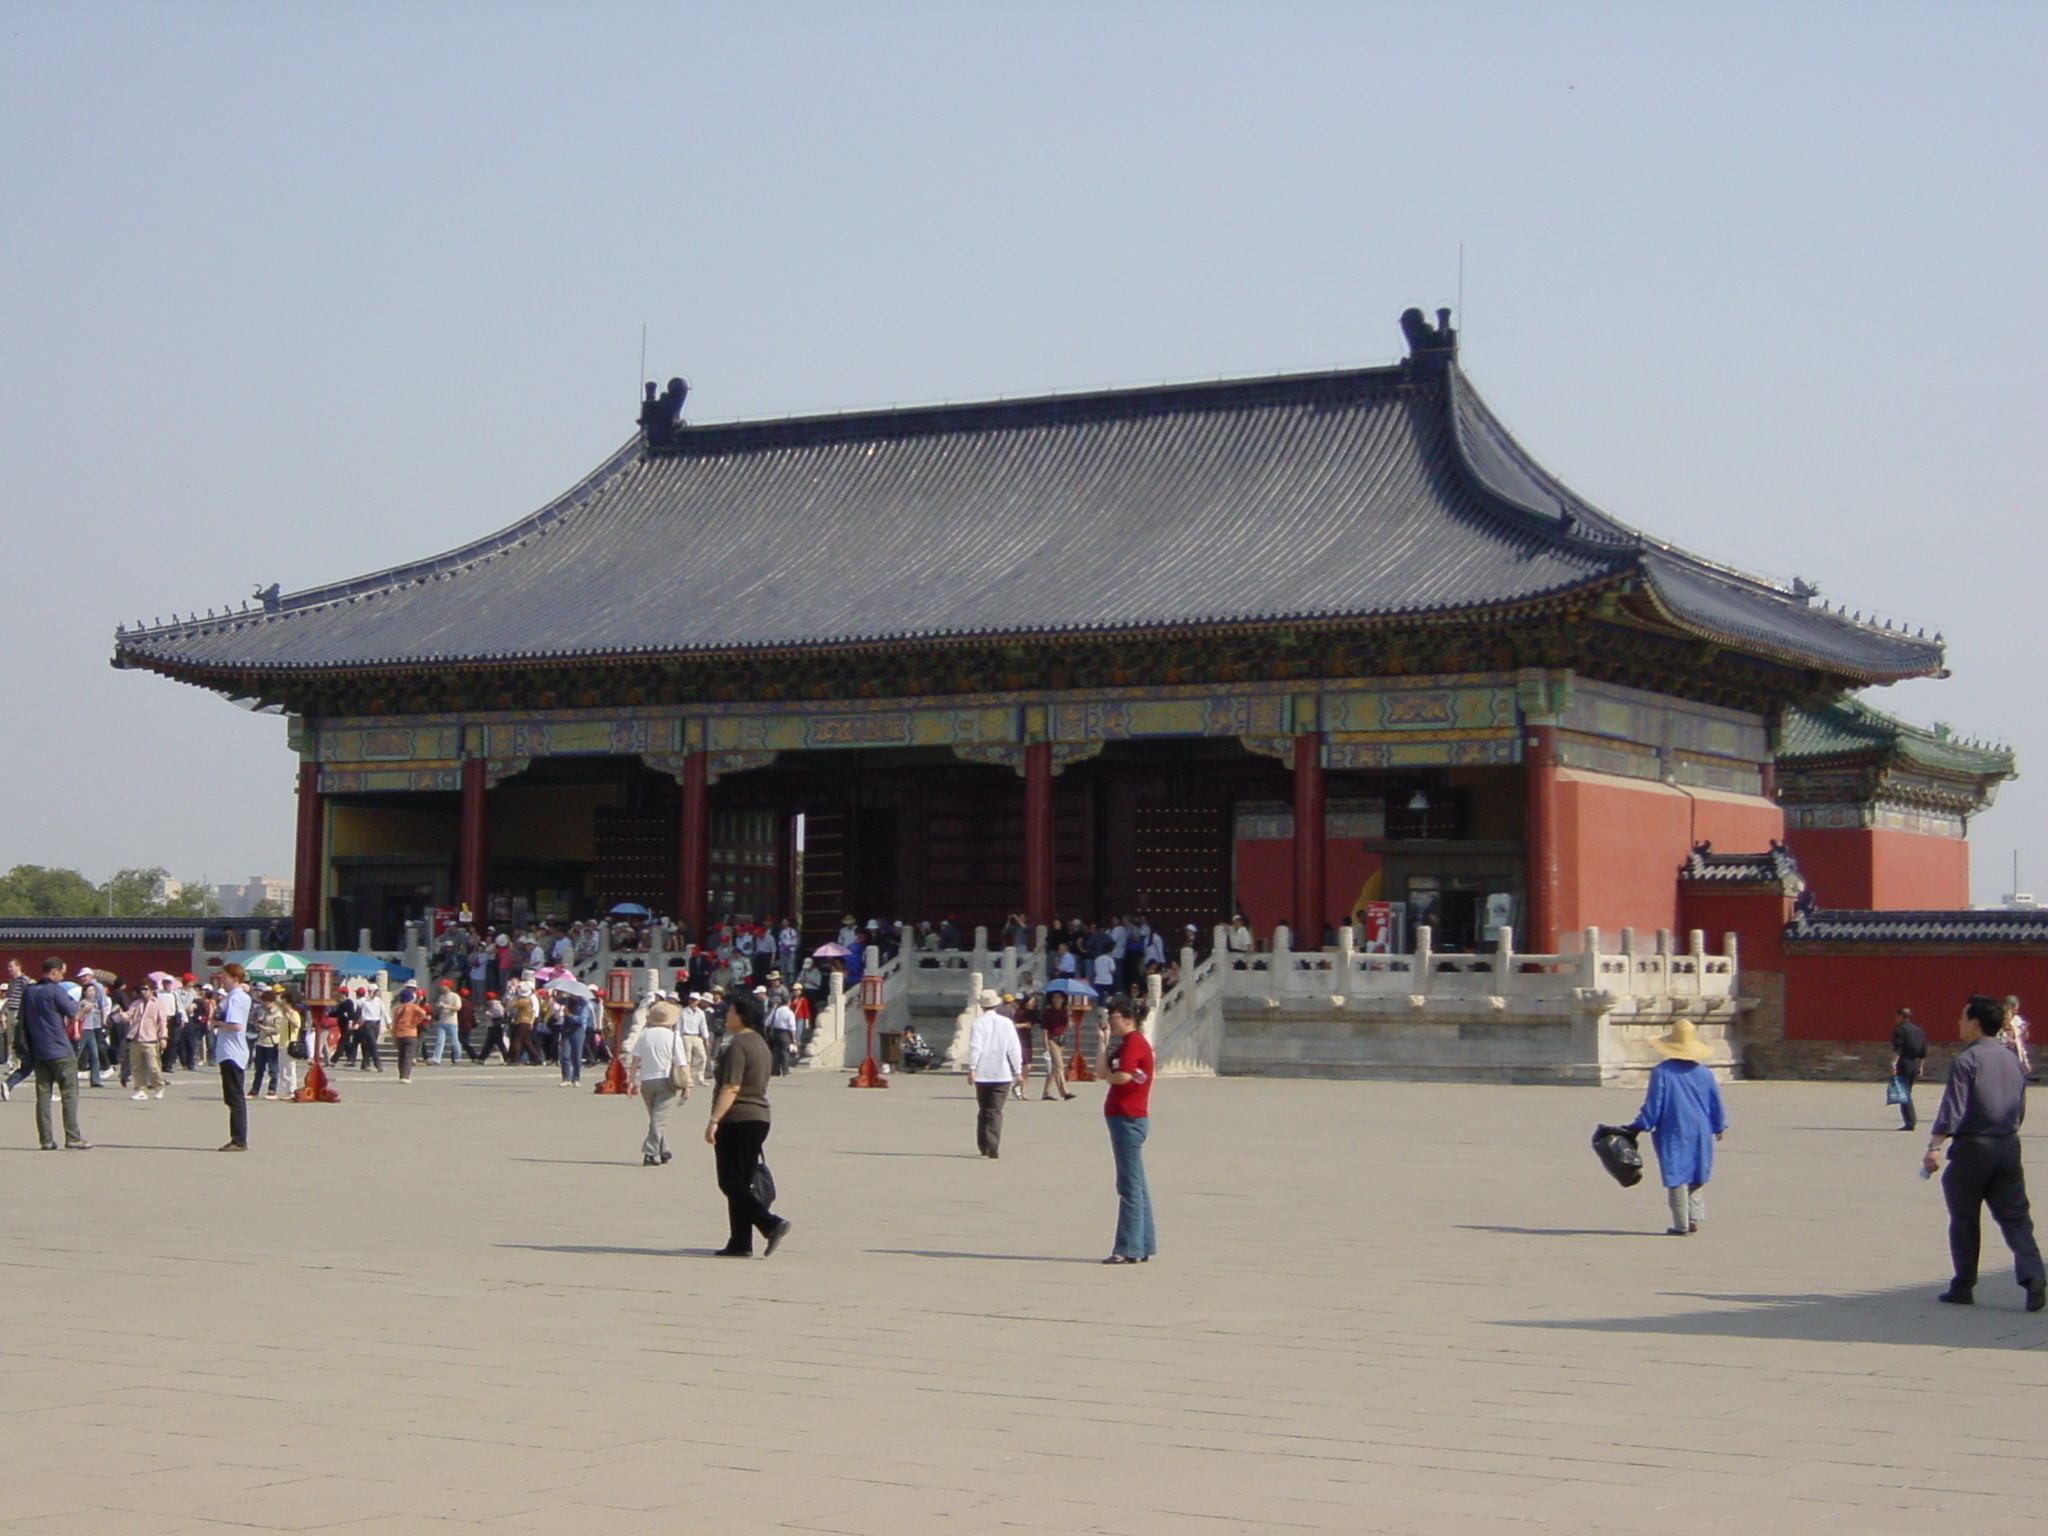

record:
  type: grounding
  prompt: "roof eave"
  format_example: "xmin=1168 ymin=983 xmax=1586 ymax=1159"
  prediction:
xmin=110 ymin=579 xmax=1625 ymax=692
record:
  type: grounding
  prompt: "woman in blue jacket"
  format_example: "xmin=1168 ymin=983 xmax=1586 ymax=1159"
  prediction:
xmin=1628 ymin=1019 xmax=1728 ymax=1235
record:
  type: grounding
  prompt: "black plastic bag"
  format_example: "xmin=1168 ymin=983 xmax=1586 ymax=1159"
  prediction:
xmin=1591 ymin=1124 xmax=1643 ymax=1188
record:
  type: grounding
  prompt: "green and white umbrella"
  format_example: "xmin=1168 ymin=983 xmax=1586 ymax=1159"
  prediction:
xmin=240 ymin=951 xmax=307 ymax=980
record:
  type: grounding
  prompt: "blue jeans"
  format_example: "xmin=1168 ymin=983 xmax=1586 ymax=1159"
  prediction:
xmin=1106 ymin=1114 xmax=1155 ymax=1258
xmin=557 ymin=1026 xmax=585 ymax=1082
xmin=430 ymin=1021 xmax=463 ymax=1063
xmin=75 ymin=1031 xmax=106 ymax=1087
xmin=249 ymin=1043 xmax=280 ymax=1096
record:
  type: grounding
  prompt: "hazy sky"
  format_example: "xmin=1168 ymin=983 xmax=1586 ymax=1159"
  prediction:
xmin=3 ymin=3 xmax=2042 ymax=902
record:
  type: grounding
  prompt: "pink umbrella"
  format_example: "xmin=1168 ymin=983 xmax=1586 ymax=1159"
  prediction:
xmin=810 ymin=943 xmax=850 ymax=959
xmin=147 ymin=970 xmax=178 ymax=984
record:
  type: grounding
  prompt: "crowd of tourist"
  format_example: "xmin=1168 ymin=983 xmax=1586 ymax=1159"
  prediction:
xmin=8 ymin=935 xmax=2042 ymax=1289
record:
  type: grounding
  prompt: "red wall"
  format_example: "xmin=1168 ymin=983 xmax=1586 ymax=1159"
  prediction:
xmin=0 ymin=945 xmax=196 ymax=985
xmin=1783 ymin=951 xmax=2048 ymax=1042
xmin=1552 ymin=771 xmax=1783 ymax=941
xmin=1233 ymin=838 xmax=1381 ymax=939
xmin=1235 ymin=840 xmax=1290 ymax=934
xmin=1785 ymin=827 xmax=1971 ymax=910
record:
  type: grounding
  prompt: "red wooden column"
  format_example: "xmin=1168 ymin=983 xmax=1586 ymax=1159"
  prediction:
xmin=678 ymin=750 xmax=709 ymax=942
xmin=1523 ymin=724 xmax=1560 ymax=953
xmin=1022 ymin=741 xmax=1054 ymax=931
xmin=291 ymin=762 xmax=324 ymax=945
xmin=1291 ymin=732 xmax=1326 ymax=945
xmin=458 ymin=757 xmax=489 ymax=923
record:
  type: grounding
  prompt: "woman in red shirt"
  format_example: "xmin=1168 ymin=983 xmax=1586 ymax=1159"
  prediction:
xmin=1100 ymin=998 xmax=1155 ymax=1264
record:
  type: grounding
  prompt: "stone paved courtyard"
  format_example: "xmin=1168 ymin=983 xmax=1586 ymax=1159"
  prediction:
xmin=3 ymin=1063 xmax=2043 ymax=1535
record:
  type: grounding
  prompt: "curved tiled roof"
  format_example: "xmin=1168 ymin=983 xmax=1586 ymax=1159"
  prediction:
xmin=1678 ymin=842 xmax=1804 ymax=888
xmin=0 ymin=917 xmax=216 ymax=942
xmin=112 ymin=321 xmax=1942 ymax=687
xmin=1790 ymin=909 xmax=2048 ymax=944
xmin=1780 ymin=694 xmax=2014 ymax=778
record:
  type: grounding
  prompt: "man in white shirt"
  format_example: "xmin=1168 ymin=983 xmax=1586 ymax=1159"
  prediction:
xmin=966 ymin=988 xmax=1024 ymax=1159
xmin=630 ymin=992 xmax=687 ymax=1165
xmin=765 ymin=996 xmax=798 ymax=1077
xmin=214 ymin=964 xmax=252 ymax=1151
xmin=1091 ymin=950 xmax=1117 ymax=993
xmin=354 ymin=982 xmax=388 ymax=1073
xmin=677 ymin=993 xmax=712 ymax=1087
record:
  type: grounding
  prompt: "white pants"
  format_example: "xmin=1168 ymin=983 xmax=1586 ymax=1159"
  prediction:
xmin=677 ymin=1034 xmax=708 ymax=1088
xmin=1667 ymin=1183 xmax=1706 ymax=1230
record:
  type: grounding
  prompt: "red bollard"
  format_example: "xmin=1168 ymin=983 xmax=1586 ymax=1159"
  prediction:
xmin=1065 ymin=1002 xmax=1099 ymax=1083
xmin=293 ymin=964 xmax=341 ymax=1104
xmin=595 ymin=969 xmax=637 ymax=1095
xmin=849 ymin=973 xmax=888 ymax=1087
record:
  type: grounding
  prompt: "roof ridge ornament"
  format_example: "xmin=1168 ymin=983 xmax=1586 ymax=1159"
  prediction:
xmin=1399 ymin=306 xmax=1457 ymax=379
xmin=639 ymin=376 xmax=688 ymax=451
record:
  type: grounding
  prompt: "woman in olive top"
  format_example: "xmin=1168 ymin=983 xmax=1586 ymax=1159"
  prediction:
xmin=703 ymin=990 xmax=793 ymax=1258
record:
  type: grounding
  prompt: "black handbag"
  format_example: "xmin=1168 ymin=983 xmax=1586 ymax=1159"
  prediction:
xmin=1591 ymin=1124 xmax=1644 ymax=1188
xmin=750 ymin=1160 xmax=777 ymax=1209
xmin=286 ymin=1034 xmax=308 ymax=1060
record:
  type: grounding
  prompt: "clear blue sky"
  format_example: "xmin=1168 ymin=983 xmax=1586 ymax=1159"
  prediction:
xmin=3 ymin=2 xmax=2042 ymax=902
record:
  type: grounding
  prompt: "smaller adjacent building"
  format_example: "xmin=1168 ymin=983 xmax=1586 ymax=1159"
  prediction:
xmin=1678 ymin=844 xmax=2048 ymax=1078
xmin=1777 ymin=696 xmax=2013 ymax=910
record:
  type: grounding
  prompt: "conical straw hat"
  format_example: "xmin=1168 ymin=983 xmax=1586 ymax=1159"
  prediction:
xmin=1652 ymin=1018 xmax=1714 ymax=1062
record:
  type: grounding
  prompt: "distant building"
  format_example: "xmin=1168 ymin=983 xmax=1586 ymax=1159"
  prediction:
xmin=210 ymin=875 xmax=292 ymax=918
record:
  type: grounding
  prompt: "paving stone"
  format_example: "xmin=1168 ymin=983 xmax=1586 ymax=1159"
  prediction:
xmin=4 ymin=1071 xmax=2043 ymax=1533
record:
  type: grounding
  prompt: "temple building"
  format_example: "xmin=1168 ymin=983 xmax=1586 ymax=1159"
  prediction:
xmin=116 ymin=310 xmax=1993 ymax=957
xmin=1776 ymin=695 xmax=2012 ymax=909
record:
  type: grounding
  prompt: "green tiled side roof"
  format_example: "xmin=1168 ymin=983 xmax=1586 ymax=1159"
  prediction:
xmin=1780 ymin=695 xmax=2015 ymax=778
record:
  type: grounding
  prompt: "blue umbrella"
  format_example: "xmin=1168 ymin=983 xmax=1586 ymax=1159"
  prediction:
xmin=307 ymin=951 xmax=416 ymax=983
xmin=608 ymin=903 xmax=652 ymax=917
xmin=1044 ymin=979 xmax=1099 ymax=998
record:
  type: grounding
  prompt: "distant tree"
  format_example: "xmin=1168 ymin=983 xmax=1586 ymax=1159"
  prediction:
xmin=0 ymin=864 xmax=102 ymax=917
xmin=104 ymin=867 xmax=220 ymax=919
xmin=246 ymin=898 xmax=284 ymax=920
xmin=0 ymin=864 xmax=219 ymax=920
xmin=155 ymin=883 xmax=220 ymax=918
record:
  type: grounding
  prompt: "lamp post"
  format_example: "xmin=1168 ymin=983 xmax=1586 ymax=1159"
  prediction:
xmin=292 ymin=962 xmax=340 ymax=1103
xmin=595 ymin=967 xmax=636 ymax=1095
xmin=849 ymin=970 xmax=888 ymax=1088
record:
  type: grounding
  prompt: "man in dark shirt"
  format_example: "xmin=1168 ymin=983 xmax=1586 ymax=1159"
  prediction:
xmin=1890 ymin=1007 xmax=1929 ymax=1131
xmin=1924 ymin=994 xmax=2043 ymax=1309
xmin=703 ymin=990 xmax=792 ymax=1258
xmin=20 ymin=957 xmax=90 ymax=1150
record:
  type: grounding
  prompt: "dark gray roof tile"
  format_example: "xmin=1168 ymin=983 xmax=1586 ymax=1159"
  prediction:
xmin=113 ymin=350 xmax=1943 ymax=686
xmin=1790 ymin=909 xmax=2048 ymax=944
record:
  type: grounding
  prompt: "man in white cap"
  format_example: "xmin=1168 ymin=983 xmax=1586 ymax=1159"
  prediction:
xmin=966 ymin=988 xmax=1023 ymax=1159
